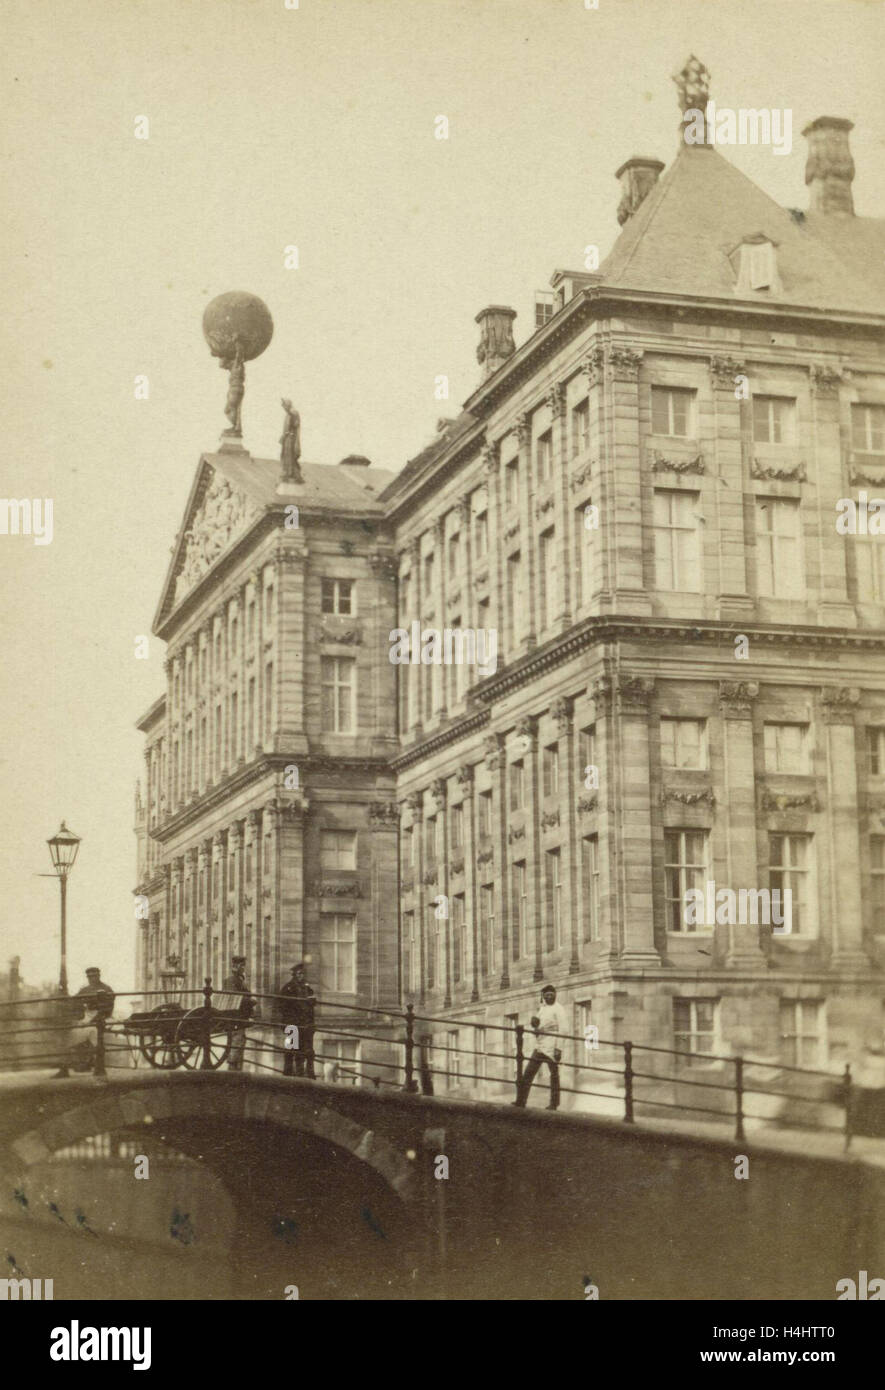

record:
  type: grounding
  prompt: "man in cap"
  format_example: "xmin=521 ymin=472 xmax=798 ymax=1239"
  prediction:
xmin=219 ymin=954 xmax=254 ymax=1072
xmin=55 ymin=967 xmax=116 ymax=1075
xmin=515 ymin=983 xmax=569 ymax=1110
xmin=277 ymin=962 xmax=316 ymax=1078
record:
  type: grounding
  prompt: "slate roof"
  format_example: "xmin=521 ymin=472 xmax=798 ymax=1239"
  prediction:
xmin=203 ymin=449 xmax=396 ymax=513
xmin=598 ymin=143 xmax=885 ymax=315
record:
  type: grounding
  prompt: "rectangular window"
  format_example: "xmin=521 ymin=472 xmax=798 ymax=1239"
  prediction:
xmin=325 ymin=1038 xmax=361 ymax=1085
xmin=574 ymin=502 xmax=594 ymax=606
xmin=571 ymin=398 xmax=590 ymax=457
xmin=320 ymin=829 xmax=357 ymax=871
xmin=246 ymin=679 xmax=255 ymax=753
xmin=319 ymin=914 xmax=356 ymax=993
xmin=423 ymin=552 xmax=435 ymax=598
xmin=780 ymin=999 xmax=824 ymax=1068
xmin=763 ymin=723 xmax=809 ymax=774
xmin=535 ymin=294 xmax=554 ymax=328
xmin=868 ymin=728 xmax=885 ymax=776
xmin=474 ymin=509 xmax=488 ymax=560
xmin=481 ymin=884 xmax=495 ymax=976
xmin=857 ymin=536 xmax=885 ymax=602
xmin=852 ymin=403 xmax=885 ymax=454
xmin=545 ymin=848 xmax=562 ymax=951
xmin=769 ymin=833 xmax=814 ymax=936
xmin=756 ymin=498 xmax=802 ymax=598
xmin=403 ymin=911 xmax=416 ymax=994
xmin=664 ymin=829 xmax=708 ymax=932
xmin=660 ymin=718 xmax=707 ymax=770
xmin=447 ymin=1029 xmax=461 ymax=1084
xmin=654 ymin=489 xmax=700 ymax=592
xmin=579 ymin=725 xmax=597 ymax=781
xmin=473 ymin=1026 xmax=486 ymax=1084
xmin=321 ymin=578 xmax=354 ymax=615
xmin=424 ymin=814 xmax=436 ymax=862
xmin=582 ymin=835 xmax=600 ymax=942
xmin=512 ymin=860 xmax=527 ymax=960
xmin=264 ymin=584 xmax=275 ymax=627
xmin=264 ymin=662 xmax=273 ymax=740
xmin=509 ymin=759 xmax=525 ymax=811
xmin=447 ymin=532 xmax=460 ymax=577
xmin=477 ymin=789 xmax=492 ymax=839
xmin=452 ymin=893 xmax=465 ymax=984
xmin=753 ymin=395 xmax=795 ymax=445
xmin=870 ymin=836 xmax=885 ymax=930
xmin=651 ymin=386 xmax=694 ymax=437
xmin=539 ymin=527 xmax=557 ymax=630
xmin=536 ymin=429 xmax=553 ymax=483
xmin=506 ymin=552 xmax=522 ymax=642
xmin=321 ymin=656 xmax=355 ymax=733
xmin=504 ymin=459 xmax=519 ymax=509
xmin=427 ymin=907 xmax=437 ymax=990
xmin=673 ymin=998 xmax=718 ymax=1065
xmin=450 ymin=802 xmax=464 ymax=851
xmin=543 ymin=743 xmax=559 ymax=798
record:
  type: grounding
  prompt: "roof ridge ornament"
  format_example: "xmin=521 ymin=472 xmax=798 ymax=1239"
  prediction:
xmin=673 ymin=55 xmax=711 ymax=145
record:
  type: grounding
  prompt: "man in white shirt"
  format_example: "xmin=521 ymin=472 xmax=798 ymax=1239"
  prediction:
xmin=515 ymin=984 xmax=569 ymax=1110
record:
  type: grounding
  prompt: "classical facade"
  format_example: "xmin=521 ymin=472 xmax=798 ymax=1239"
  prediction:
xmin=137 ymin=64 xmax=885 ymax=1100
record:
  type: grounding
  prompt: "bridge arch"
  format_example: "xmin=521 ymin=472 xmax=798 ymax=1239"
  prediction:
xmin=2 ymin=1074 xmax=418 ymax=1205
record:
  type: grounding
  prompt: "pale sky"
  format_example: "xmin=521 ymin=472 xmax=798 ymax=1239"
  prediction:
xmin=1 ymin=0 xmax=883 ymax=995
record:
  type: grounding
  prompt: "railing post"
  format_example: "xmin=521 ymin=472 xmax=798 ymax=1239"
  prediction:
xmin=623 ymin=1041 xmax=634 ymax=1124
xmin=734 ymin=1055 xmax=745 ymax=1143
xmin=515 ymin=1023 xmax=525 ymax=1103
xmin=843 ymin=1063 xmax=853 ymax=1152
xmin=200 ymin=977 xmax=213 ymax=1071
xmin=403 ymin=1004 xmax=419 ymax=1092
xmin=93 ymin=1015 xmax=107 ymax=1080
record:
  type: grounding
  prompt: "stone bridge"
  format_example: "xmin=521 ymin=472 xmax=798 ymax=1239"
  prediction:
xmin=1 ymin=1071 xmax=883 ymax=1300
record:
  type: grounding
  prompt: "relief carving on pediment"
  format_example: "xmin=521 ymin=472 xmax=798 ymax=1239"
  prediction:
xmin=173 ymin=471 xmax=260 ymax=607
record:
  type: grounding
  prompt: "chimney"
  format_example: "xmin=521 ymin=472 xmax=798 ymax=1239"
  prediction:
xmin=802 ymin=116 xmax=855 ymax=214
xmin=616 ymin=157 xmax=665 ymax=224
xmin=476 ymin=305 xmax=517 ymax=379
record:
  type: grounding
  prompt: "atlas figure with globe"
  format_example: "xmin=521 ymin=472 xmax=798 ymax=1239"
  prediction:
xmin=202 ymin=291 xmax=274 ymax=440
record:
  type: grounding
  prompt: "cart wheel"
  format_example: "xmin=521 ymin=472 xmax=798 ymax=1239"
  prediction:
xmin=176 ymin=1008 xmax=232 ymax=1070
xmin=140 ymin=1036 xmax=185 ymax=1070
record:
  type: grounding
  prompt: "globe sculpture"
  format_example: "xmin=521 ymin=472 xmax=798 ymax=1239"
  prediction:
xmin=202 ymin=291 xmax=274 ymax=362
xmin=202 ymin=291 xmax=274 ymax=438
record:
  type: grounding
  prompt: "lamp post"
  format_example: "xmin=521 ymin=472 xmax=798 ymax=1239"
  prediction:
xmin=47 ymin=821 xmax=82 ymax=996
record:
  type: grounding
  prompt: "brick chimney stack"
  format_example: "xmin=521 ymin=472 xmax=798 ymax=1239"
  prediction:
xmin=616 ymin=157 xmax=665 ymax=225
xmin=476 ymin=306 xmax=517 ymax=379
xmin=802 ymin=116 xmax=855 ymax=214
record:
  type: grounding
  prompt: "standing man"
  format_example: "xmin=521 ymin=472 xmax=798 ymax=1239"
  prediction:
xmin=220 ymin=955 xmax=254 ymax=1072
xmin=278 ymin=962 xmax=316 ymax=1078
xmin=515 ymin=984 xmax=569 ymax=1110
xmin=55 ymin=967 xmax=115 ymax=1075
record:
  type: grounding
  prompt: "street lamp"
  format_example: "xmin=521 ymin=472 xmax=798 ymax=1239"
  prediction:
xmin=47 ymin=821 xmax=81 ymax=996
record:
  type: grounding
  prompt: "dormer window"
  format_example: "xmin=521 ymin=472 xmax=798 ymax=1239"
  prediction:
xmin=732 ymin=235 xmax=781 ymax=294
xmin=534 ymin=292 xmax=555 ymax=329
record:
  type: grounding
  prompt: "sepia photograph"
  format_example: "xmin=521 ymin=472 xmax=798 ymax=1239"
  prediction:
xmin=1 ymin=0 xmax=885 ymax=1352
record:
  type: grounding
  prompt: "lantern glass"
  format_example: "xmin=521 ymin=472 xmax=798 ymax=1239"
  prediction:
xmin=47 ymin=821 xmax=81 ymax=874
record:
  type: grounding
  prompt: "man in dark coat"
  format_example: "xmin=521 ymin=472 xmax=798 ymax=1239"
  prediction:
xmin=278 ymin=962 xmax=316 ymax=1078
xmin=219 ymin=955 xmax=254 ymax=1071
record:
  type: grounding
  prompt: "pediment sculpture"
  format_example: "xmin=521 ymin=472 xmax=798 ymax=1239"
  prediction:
xmin=173 ymin=471 xmax=260 ymax=606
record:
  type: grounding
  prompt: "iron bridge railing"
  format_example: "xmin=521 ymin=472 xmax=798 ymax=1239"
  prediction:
xmin=0 ymin=981 xmax=856 ymax=1149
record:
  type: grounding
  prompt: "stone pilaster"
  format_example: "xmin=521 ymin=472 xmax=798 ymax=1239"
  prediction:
xmin=406 ymin=791 xmax=425 ymax=1004
xmin=718 ymin=681 xmax=765 ymax=965
xmin=821 ymin=687 xmax=867 ymax=966
xmin=516 ymin=412 xmax=535 ymax=647
xmin=547 ymin=382 xmax=571 ymax=632
xmin=612 ymin=674 xmax=660 ymax=964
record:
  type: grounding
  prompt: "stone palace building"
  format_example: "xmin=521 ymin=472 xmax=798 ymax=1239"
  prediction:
xmin=135 ymin=61 xmax=885 ymax=1101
